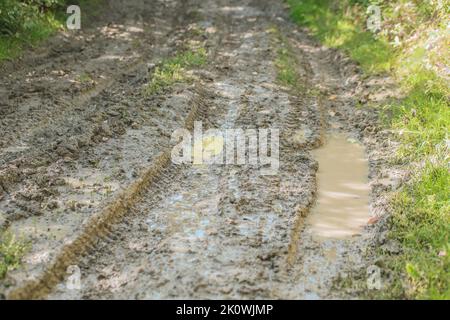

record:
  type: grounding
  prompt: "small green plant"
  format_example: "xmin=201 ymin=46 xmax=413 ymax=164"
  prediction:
xmin=0 ymin=231 xmax=29 ymax=279
xmin=275 ymin=47 xmax=299 ymax=87
xmin=171 ymin=47 xmax=207 ymax=67
xmin=145 ymin=47 xmax=207 ymax=95
xmin=270 ymin=27 xmax=302 ymax=89
xmin=145 ymin=63 xmax=185 ymax=95
xmin=77 ymin=72 xmax=93 ymax=84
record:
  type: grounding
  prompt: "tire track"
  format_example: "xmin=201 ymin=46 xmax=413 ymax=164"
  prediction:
xmin=2 ymin=0 xmax=223 ymax=298
xmin=6 ymin=86 xmax=212 ymax=299
xmin=44 ymin=0 xmax=325 ymax=300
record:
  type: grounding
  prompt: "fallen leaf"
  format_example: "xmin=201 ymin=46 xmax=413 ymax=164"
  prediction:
xmin=367 ymin=216 xmax=380 ymax=225
xmin=329 ymin=95 xmax=338 ymax=101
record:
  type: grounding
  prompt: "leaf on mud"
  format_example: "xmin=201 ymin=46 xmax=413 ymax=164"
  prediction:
xmin=329 ymin=95 xmax=338 ymax=101
xmin=367 ymin=216 xmax=380 ymax=225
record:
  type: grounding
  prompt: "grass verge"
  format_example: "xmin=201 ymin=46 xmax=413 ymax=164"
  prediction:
xmin=287 ymin=0 xmax=449 ymax=299
xmin=0 ymin=0 xmax=103 ymax=62
xmin=288 ymin=0 xmax=394 ymax=74
xmin=0 ymin=13 xmax=61 ymax=61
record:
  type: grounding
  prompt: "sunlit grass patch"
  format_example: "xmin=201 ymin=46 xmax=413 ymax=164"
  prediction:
xmin=387 ymin=161 xmax=450 ymax=299
xmin=275 ymin=47 xmax=299 ymax=87
xmin=390 ymin=70 xmax=449 ymax=162
xmin=386 ymin=68 xmax=449 ymax=299
xmin=269 ymin=26 xmax=303 ymax=90
xmin=170 ymin=47 xmax=207 ymax=67
xmin=288 ymin=0 xmax=395 ymax=74
xmin=144 ymin=47 xmax=207 ymax=95
xmin=76 ymin=72 xmax=94 ymax=84
xmin=0 ymin=231 xmax=29 ymax=279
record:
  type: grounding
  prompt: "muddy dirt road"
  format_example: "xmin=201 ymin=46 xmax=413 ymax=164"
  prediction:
xmin=1 ymin=0 xmax=396 ymax=299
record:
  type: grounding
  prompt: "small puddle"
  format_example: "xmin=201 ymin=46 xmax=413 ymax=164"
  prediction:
xmin=307 ymin=133 xmax=370 ymax=240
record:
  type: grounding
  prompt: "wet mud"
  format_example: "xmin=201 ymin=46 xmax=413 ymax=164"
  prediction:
xmin=0 ymin=0 xmax=400 ymax=300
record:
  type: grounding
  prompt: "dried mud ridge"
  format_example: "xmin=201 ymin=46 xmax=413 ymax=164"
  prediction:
xmin=1 ymin=0 xmax=398 ymax=300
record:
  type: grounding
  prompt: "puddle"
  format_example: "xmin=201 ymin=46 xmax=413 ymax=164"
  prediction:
xmin=307 ymin=133 xmax=370 ymax=240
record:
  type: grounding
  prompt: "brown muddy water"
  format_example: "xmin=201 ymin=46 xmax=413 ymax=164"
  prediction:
xmin=307 ymin=132 xmax=370 ymax=240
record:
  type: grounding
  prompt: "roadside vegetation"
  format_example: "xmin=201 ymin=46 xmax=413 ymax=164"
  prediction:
xmin=0 ymin=0 xmax=102 ymax=62
xmin=287 ymin=0 xmax=449 ymax=299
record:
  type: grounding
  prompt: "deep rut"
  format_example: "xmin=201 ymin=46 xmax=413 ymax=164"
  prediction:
xmin=49 ymin=0 xmax=322 ymax=299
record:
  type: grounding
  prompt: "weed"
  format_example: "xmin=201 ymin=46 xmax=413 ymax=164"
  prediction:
xmin=270 ymin=26 xmax=303 ymax=90
xmin=0 ymin=231 xmax=29 ymax=279
xmin=144 ymin=47 xmax=207 ymax=95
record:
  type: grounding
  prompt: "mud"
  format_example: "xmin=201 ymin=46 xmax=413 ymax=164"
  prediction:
xmin=1 ymin=0 xmax=402 ymax=300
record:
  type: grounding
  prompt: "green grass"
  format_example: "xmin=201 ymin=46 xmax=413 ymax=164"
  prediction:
xmin=386 ymin=160 xmax=450 ymax=299
xmin=287 ymin=0 xmax=450 ymax=299
xmin=386 ymin=68 xmax=449 ymax=299
xmin=0 ymin=231 xmax=29 ymax=279
xmin=275 ymin=45 xmax=300 ymax=87
xmin=0 ymin=13 xmax=62 ymax=61
xmin=268 ymin=26 xmax=303 ymax=89
xmin=288 ymin=0 xmax=395 ymax=74
xmin=145 ymin=47 xmax=207 ymax=95
xmin=390 ymin=70 xmax=449 ymax=162
xmin=77 ymin=72 xmax=94 ymax=84
xmin=0 ymin=0 xmax=104 ymax=62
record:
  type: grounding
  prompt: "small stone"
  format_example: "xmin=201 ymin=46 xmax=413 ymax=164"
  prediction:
xmin=392 ymin=177 xmax=402 ymax=190
xmin=272 ymin=201 xmax=283 ymax=214
xmin=47 ymin=201 xmax=59 ymax=210
xmin=107 ymin=110 xmax=120 ymax=117
xmin=381 ymin=240 xmax=402 ymax=254
xmin=377 ymin=231 xmax=388 ymax=245
xmin=366 ymin=265 xmax=382 ymax=290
